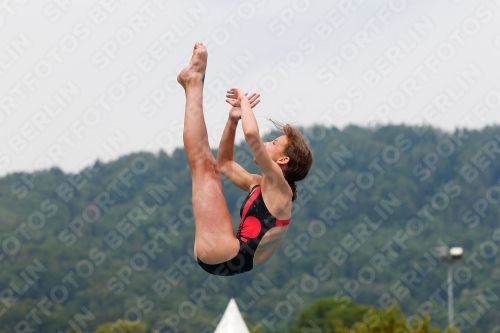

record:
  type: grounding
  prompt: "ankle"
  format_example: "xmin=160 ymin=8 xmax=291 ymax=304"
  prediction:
xmin=184 ymin=79 xmax=204 ymax=89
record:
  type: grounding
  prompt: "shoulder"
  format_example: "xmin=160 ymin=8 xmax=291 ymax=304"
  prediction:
xmin=260 ymin=177 xmax=292 ymax=219
xmin=261 ymin=174 xmax=292 ymax=199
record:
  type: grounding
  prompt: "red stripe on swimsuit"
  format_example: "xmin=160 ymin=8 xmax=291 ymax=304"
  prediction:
xmin=241 ymin=185 xmax=261 ymax=220
xmin=276 ymin=218 xmax=290 ymax=226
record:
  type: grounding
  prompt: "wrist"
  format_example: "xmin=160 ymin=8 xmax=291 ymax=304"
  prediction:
xmin=229 ymin=117 xmax=239 ymax=124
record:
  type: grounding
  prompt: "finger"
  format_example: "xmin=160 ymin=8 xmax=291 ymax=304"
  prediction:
xmin=250 ymin=100 xmax=260 ymax=108
xmin=248 ymin=93 xmax=258 ymax=101
xmin=248 ymin=94 xmax=259 ymax=103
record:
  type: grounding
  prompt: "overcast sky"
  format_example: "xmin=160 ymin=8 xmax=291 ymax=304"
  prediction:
xmin=1 ymin=0 xmax=500 ymax=176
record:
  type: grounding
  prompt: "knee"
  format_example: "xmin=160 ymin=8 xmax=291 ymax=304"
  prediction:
xmin=195 ymin=243 xmax=217 ymax=264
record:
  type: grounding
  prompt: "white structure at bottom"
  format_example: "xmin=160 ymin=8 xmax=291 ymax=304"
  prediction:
xmin=214 ymin=298 xmax=251 ymax=333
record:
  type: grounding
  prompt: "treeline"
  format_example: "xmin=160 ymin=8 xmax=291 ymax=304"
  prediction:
xmin=65 ymin=297 xmax=466 ymax=333
xmin=0 ymin=125 xmax=499 ymax=332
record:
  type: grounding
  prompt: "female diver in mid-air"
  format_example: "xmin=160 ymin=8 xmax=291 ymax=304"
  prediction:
xmin=177 ymin=42 xmax=313 ymax=276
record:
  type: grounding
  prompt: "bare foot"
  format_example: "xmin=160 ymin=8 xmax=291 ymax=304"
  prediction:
xmin=177 ymin=42 xmax=207 ymax=89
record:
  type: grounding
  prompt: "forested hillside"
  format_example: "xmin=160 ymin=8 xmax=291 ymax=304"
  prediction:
xmin=1 ymin=125 xmax=499 ymax=332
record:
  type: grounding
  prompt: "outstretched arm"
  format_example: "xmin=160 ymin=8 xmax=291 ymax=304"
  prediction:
xmin=217 ymin=93 xmax=261 ymax=192
xmin=227 ymin=88 xmax=288 ymax=187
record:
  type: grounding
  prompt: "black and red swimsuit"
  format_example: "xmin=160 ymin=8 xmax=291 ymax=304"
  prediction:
xmin=197 ymin=184 xmax=290 ymax=276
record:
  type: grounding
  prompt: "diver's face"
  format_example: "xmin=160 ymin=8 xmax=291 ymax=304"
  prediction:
xmin=265 ymin=135 xmax=287 ymax=161
xmin=254 ymin=135 xmax=288 ymax=165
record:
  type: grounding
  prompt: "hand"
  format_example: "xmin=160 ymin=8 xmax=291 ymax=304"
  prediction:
xmin=226 ymin=88 xmax=246 ymax=107
xmin=226 ymin=90 xmax=260 ymax=122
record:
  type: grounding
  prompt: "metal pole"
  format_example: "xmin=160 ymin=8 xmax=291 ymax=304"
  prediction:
xmin=447 ymin=263 xmax=453 ymax=326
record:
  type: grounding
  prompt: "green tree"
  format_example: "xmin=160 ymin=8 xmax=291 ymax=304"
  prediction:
xmin=289 ymin=297 xmax=462 ymax=333
xmin=288 ymin=297 xmax=371 ymax=333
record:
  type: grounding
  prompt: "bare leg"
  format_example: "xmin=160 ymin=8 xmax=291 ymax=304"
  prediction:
xmin=178 ymin=43 xmax=239 ymax=264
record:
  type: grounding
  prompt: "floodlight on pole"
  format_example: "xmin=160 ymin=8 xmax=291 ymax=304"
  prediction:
xmin=435 ymin=246 xmax=463 ymax=327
